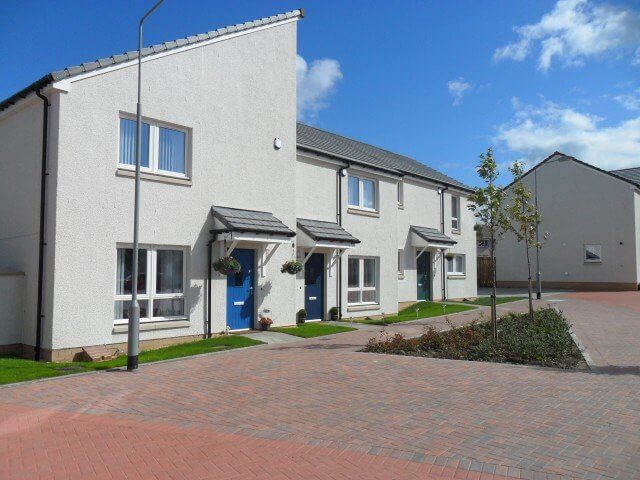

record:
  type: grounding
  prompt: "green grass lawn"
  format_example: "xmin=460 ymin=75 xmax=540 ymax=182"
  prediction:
xmin=451 ymin=296 xmax=526 ymax=307
xmin=352 ymin=301 xmax=476 ymax=326
xmin=271 ymin=322 xmax=357 ymax=338
xmin=0 ymin=335 xmax=263 ymax=386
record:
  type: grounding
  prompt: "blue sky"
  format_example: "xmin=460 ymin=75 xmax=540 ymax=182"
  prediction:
xmin=2 ymin=0 xmax=639 ymax=186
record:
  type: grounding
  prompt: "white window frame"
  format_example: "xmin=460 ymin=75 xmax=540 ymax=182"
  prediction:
xmin=584 ymin=244 xmax=602 ymax=263
xmin=451 ymin=196 xmax=461 ymax=231
xmin=348 ymin=174 xmax=378 ymax=212
xmin=446 ymin=254 xmax=466 ymax=276
xmin=398 ymin=249 xmax=405 ymax=277
xmin=118 ymin=115 xmax=190 ymax=178
xmin=347 ymin=256 xmax=379 ymax=305
xmin=114 ymin=245 xmax=188 ymax=325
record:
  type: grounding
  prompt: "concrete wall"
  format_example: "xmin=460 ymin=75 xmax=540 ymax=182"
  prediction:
xmin=50 ymin=20 xmax=298 ymax=349
xmin=0 ymin=273 xmax=25 ymax=347
xmin=496 ymin=158 xmax=639 ymax=289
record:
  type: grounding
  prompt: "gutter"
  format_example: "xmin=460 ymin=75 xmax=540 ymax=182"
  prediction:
xmin=34 ymin=90 xmax=50 ymax=361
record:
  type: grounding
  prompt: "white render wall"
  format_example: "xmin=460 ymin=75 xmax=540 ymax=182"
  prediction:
xmin=50 ymin=21 xmax=298 ymax=349
xmin=0 ymin=97 xmax=60 ymax=350
xmin=0 ymin=273 xmax=25 ymax=346
xmin=496 ymin=159 xmax=639 ymax=287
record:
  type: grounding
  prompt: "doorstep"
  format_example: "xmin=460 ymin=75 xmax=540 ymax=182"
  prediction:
xmin=238 ymin=331 xmax=305 ymax=345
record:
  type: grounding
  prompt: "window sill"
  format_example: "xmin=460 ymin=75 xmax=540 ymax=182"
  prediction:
xmin=347 ymin=207 xmax=380 ymax=218
xmin=451 ymin=229 xmax=461 ymax=235
xmin=347 ymin=304 xmax=380 ymax=312
xmin=397 ymin=203 xmax=404 ymax=210
xmin=112 ymin=319 xmax=190 ymax=334
xmin=398 ymin=273 xmax=405 ymax=279
xmin=116 ymin=168 xmax=192 ymax=186
xmin=447 ymin=274 xmax=466 ymax=279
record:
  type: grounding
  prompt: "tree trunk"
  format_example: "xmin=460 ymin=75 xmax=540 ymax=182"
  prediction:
xmin=524 ymin=232 xmax=534 ymax=321
xmin=490 ymin=228 xmax=498 ymax=342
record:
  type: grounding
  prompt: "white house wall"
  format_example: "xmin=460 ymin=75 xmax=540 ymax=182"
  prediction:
xmin=496 ymin=159 xmax=639 ymax=289
xmin=50 ymin=21 xmax=298 ymax=349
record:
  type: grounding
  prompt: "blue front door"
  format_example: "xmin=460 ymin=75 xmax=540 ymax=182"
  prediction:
xmin=416 ymin=251 xmax=431 ymax=301
xmin=305 ymin=253 xmax=324 ymax=320
xmin=226 ymin=248 xmax=255 ymax=330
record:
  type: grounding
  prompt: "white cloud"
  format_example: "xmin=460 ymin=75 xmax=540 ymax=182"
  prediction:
xmin=296 ymin=55 xmax=342 ymax=122
xmin=614 ymin=89 xmax=640 ymax=111
xmin=493 ymin=0 xmax=640 ymax=71
xmin=447 ymin=77 xmax=473 ymax=106
xmin=495 ymin=98 xmax=640 ymax=170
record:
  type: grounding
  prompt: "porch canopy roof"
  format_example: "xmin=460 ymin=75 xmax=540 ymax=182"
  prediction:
xmin=296 ymin=218 xmax=360 ymax=249
xmin=411 ymin=225 xmax=456 ymax=249
xmin=211 ymin=206 xmax=295 ymax=247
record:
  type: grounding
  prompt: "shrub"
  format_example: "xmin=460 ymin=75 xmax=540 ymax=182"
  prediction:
xmin=213 ymin=256 xmax=241 ymax=275
xmin=281 ymin=260 xmax=303 ymax=275
xmin=296 ymin=309 xmax=306 ymax=324
xmin=364 ymin=308 xmax=583 ymax=369
xmin=329 ymin=306 xmax=340 ymax=320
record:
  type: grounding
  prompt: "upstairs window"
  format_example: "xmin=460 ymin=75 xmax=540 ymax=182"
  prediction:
xmin=397 ymin=179 xmax=404 ymax=207
xmin=451 ymin=196 xmax=461 ymax=231
xmin=348 ymin=174 xmax=377 ymax=211
xmin=119 ymin=117 xmax=187 ymax=176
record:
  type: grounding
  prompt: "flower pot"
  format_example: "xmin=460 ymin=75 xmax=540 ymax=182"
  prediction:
xmin=260 ymin=324 xmax=269 ymax=331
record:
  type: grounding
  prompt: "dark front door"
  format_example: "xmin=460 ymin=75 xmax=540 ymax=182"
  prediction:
xmin=305 ymin=253 xmax=324 ymax=320
xmin=226 ymin=248 xmax=255 ymax=330
xmin=416 ymin=251 xmax=431 ymax=301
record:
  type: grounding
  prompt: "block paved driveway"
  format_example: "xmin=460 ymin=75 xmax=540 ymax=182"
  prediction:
xmin=1 ymin=292 xmax=639 ymax=480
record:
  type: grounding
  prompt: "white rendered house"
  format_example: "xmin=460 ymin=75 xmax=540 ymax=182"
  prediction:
xmin=0 ymin=10 xmax=476 ymax=361
xmin=497 ymin=152 xmax=640 ymax=291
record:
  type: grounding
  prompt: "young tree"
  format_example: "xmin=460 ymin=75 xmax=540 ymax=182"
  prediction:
xmin=468 ymin=148 xmax=507 ymax=342
xmin=503 ymin=161 xmax=545 ymax=321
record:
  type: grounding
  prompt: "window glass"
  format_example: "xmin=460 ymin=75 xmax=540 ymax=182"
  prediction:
xmin=158 ymin=127 xmax=186 ymax=174
xmin=348 ymin=176 xmax=360 ymax=206
xmin=116 ymin=248 xmax=147 ymax=295
xmin=156 ymin=250 xmax=184 ymax=294
xmin=119 ymin=118 xmax=150 ymax=167
xmin=347 ymin=291 xmax=360 ymax=303
xmin=447 ymin=254 xmax=465 ymax=274
xmin=398 ymin=250 xmax=404 ymax=274
xmin=363 ymin=258 xmax=375 ymax=287
xmin=362 ymin=179 xmax=375 ymax=209
xmin=348 ymin=258 xmax=359 ymax=287
xmin=114 ymin=299 xmax=149 ymax=320
xmin=451 ymin=196 xmax=460 ymax=230
xmin=153 ymin=298 xmax=185 ymax=317
xmin=362 ymin=290 xmax=376 ymax=303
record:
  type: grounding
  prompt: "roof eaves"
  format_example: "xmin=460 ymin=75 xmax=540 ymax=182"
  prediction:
xmin=0 ymin=9 xmax=303 ymax=113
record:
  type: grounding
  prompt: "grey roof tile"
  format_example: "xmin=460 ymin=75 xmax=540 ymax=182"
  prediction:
xmin=0 ymin=9 xmax=303 ymax=112
xmin=411 ymin=226 xmax=457 ymax=245
xmin=212 ymin=206 xmax=295 ymax=237
xmin=610 ymin=167 xmax=640 ymax=185
xmin=296 ymin=123 xmax=472 ymax=192
xmin=297 ymin=218 xmax=360 ymax=244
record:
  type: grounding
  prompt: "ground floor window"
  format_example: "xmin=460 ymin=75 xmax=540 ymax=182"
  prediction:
xmin=115 ymin=246 xmax=186 ymax=324
xmin=446 ymin=254 xmax=466 ymax=275
xmin=348 ymin=256 xmax=378 ymax=304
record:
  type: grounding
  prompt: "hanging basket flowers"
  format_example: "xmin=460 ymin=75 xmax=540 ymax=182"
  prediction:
xmin=281 ymin=260 xmax=303 ymax=275
xmin=213 ymin=256 xmax=241 ymax=275
xmin=445 ymin=252 xmax=455 ymax=260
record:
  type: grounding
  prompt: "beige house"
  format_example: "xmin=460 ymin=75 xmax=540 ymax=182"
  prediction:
xmin=0 ymin=10 xmax=476 ymax=361
xmin=497 ymin=152 xmax=640 ymax=291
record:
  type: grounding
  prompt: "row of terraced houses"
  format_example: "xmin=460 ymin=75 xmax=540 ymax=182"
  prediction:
xmin=0 ymin=10 xmax=477 ymax=361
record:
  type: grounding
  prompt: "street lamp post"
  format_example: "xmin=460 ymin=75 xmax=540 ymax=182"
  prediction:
xmin=128 ymin=0 xmax=164 ymax=371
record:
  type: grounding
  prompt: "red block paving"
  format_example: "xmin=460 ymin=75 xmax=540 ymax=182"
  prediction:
xmin=0 ymin=404 xmax=518 ymax=480
xmin=1 ymin=291 xmax=640 ymax=480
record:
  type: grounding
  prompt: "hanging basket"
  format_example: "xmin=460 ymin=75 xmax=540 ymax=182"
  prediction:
xmin=445 ymin=252 xmax=455 ymax=260
xmin=281 ymin=260 xmax=303 ymax=275
xmin=213 ymin=256 xmax=241 ymax=275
